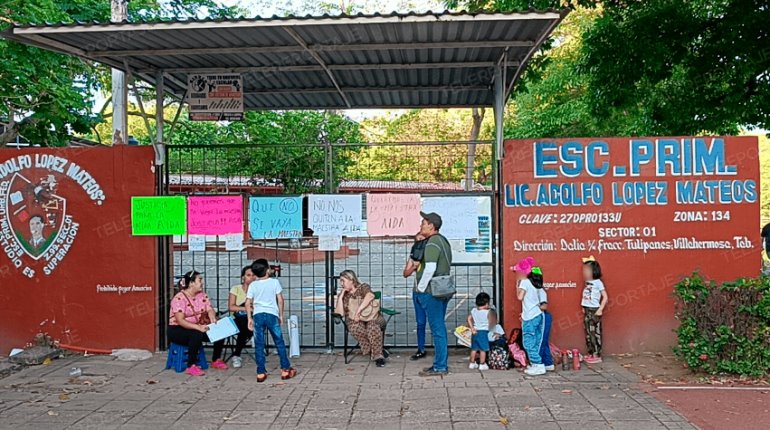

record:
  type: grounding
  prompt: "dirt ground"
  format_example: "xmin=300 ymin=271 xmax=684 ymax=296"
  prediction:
xmin=610 ymin=352 xmax=770 ymax=430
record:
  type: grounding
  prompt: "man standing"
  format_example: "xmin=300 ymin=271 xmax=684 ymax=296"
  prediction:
xmin=762 ymin=222 xmax=770 ymax=260
xmin=414 ymin=212 xmax=453 ymax=377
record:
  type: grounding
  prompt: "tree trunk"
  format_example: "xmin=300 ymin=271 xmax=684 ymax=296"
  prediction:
xmin=465 ymin=107 xmax=485 ymax=191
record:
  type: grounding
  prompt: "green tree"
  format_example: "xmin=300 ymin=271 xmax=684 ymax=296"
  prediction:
xmin=581 ymin=0 xmax=769 ymax=135
xmin=166 ymin=110 xmax=363 ymax=194
xmin=0 ymin=0 xmax=241 ymax=146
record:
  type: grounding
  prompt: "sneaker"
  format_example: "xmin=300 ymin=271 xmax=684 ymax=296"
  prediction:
xmin=545 ymin=365 xmax=555 ymax=371
xmin=418 ymin=368 xmax=449 ymax=377
xmin=479 ymin=364 xmax=489 ymax=371
xmin=210 ymin=359 xmax=228 ymax=370
xmin=231 ymin=356 xmax=243 ymax=368
xmin=524 ymin=364 xmax=546 ymax=376
xmin=469 ymin=362 xmax=479 ymax=370
xmin=585 ymin=355 xmax=603 ymax=364
xmin=186 ymin=364 xmax=205 ymax=376
xmin=375 ymin=358 xmax=386 ymax=368
xmin=410 ymin=350 xmax=427 ymax=361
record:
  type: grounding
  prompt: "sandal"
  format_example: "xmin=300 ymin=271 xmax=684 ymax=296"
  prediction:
xmin=256 ymin=373 xmax=268 ymax=383
xmin=281 ymin=368 xmax=297 ymax=380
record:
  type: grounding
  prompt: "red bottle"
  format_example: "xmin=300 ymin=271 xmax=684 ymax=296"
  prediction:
xmin=572 ymin=348 xmax=581 ymax=370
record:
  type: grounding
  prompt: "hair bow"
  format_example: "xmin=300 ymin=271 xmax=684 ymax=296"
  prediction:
xmin=531 ymin=266 xmax=542 ymax=275
xmin=582 ymin=255 xmax=596 ymax=263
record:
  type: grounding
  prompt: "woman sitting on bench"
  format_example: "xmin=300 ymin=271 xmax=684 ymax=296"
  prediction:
xmin=335 ymin=270 xmax=387 ymax=367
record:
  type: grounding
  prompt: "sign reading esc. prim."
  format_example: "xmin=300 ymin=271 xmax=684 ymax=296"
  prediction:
xmin=504 ymin=136 xmax=759 ymax=278
xmin=502 ymin=136 xmax=760 ymax=352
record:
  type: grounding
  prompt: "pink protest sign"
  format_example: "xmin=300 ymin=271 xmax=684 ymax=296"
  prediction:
xmin=187 ymin=195 xmax=243 ymax=235
xmin=366 ymin=193 xmax=421 ymax=237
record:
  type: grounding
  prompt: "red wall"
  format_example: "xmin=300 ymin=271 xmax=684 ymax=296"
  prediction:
xmin=501 ymin=136 xmax=760 ymax=353
xmin=0 ymin=146 xmax=157 ymax=354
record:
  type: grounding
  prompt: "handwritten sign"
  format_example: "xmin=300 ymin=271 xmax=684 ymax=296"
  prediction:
xmin=248 ymin=197 xmax=303 ymax=239
xmin=187 ymin=195 xmax=243 ymax=235
xmin=224 ymin=233 xmax=243 ymax=251
xmin=309 ymin=195 xmax=362 ymax=236
xmin=131 ymin=196 xmax=187 ymax=236
xmin=188 ymin=235 xmax=206 ymax=251
xmin=421 ymin=196 xmax=478 ymax=239
xmin=318 ymin=236 xmax=342 ymax=251
xmin=366 ymin=193 xmax=421 ymax=237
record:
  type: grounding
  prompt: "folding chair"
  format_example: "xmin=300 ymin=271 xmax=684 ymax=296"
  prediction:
xmin=334 ymin=291 xmax=401 ymax=364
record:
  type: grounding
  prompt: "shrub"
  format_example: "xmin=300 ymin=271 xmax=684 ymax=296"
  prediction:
xmin=673 ymin=273 xmax=770 ymax=377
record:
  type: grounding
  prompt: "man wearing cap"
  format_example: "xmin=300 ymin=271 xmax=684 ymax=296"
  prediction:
xmin=414 ymin=211 xmax=453 ymax=376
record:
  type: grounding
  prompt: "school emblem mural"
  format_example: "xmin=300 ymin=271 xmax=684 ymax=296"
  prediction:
xmin=0 ymin=153 xmax=106 ymax=277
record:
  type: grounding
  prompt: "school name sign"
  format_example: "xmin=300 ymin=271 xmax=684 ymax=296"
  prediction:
xmin=504 ymin=138 xmax=757 ymax=208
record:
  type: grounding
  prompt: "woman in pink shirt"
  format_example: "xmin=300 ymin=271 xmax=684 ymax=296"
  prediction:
xmin=168 ymin=271 xmax=227 ymax=376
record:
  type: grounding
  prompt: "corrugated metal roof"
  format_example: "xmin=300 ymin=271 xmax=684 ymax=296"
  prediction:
xmin=2 ymin=10 xmax=568 ymax=110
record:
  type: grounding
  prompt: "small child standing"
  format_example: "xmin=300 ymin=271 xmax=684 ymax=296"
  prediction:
xmin=246 ymin=259 xmax=297 ymax=382
xmin=467 ymin=292 xmax=492 ymax=371
xmin=581 ymin=256 xmax=608 ymax=364
xmin=537 ymin=287 xmax=554 ymax=371
xmin=512 ymin=257 xmax=546 ymax=376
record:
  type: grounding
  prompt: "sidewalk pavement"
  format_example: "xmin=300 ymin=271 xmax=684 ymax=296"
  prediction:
xmin=0 ymin=350 xmax=696 ymax=430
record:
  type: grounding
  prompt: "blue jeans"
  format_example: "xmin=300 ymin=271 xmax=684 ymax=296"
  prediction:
xmin=522 ymin=313 xmax=544 ymax=365
xmin=253 ymin=313 xmax=291 ymax=374
xmin=539 ymin=311 xmax=553 ymax=366
xmin=416 ymin=292 xmax=449 ymax=372
xmin=413 ymin=292 xmax=427 ymax=352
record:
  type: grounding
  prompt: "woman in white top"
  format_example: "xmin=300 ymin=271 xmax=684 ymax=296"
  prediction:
xmin=512 ymin=257 xmax=546 ymax=376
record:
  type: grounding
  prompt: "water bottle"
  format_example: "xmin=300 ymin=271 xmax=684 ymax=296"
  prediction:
xmin=572 ymin=348 xmax=581 ymax=370
xmin=561 ymin=351 xmax=569 ymax=370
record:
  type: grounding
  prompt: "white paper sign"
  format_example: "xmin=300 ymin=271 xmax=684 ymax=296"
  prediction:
xmin=421 ymin=197 xmax=479 ymax=239
xmin=206 ymin=317 xmax=239 ymax=343
xmin=308 ymin=195 xmax=362 ymax=236
xmin=318 ymin=236 xmax=342 ymax=251
xmin=188 ymin=235 xmax=206 ymax=252
xmin=224 ymin=233 xmax=243 ymax=251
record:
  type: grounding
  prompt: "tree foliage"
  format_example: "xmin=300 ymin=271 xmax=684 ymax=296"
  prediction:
xmin=447 ymin=0 xmax=770 ymax=137
xmin=0 ymin=0 xmax=241 ymax=146
xmin=355 ymin=109 xmax=494 ymax=184
xmin=166 ymin=110 xmax=363 ymax=194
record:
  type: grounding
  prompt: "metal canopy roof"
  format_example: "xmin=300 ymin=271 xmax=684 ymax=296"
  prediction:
xmin=3 ymin=10 xmax=567 ymax=110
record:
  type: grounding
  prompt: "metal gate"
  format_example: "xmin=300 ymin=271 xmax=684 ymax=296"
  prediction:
xmin=161 ymin=141 xmax=497 ymax=349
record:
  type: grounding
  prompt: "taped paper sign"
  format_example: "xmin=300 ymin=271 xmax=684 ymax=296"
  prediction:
xmin=248 ymin=197 xmax=303 ymax=239
xmin=366 ymin=193 xmax=421 ymax=236
xmin=421 ymin=196 xmax=478 ymax=239
xmin=309 ymin=195 xmax=362 ymax=236
xmin=187 ymin=195 xmax=242 ymax=235
xmin=131 ymin=196 xmax=187 ymax=235
xmin=318 ymin=236 xmax=342 ymax=251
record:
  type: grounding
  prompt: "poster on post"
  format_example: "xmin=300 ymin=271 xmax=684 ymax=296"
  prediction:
xmin=309 ymin=195 xmax=362 ymax=236
xmin=187 ymin=195 xmax=243 ymax=235
xmin=421 ymin=196 xmax=478 ymax=239
xmin=187 ymin=74 xmax=244 ymax=121
xmin=131 ymin=196 xmax=187 ymax=235
xmin=248 ymin=197 xmax=303 ymax=239
xmin=366 ymin=193 xmax=421 ymax=236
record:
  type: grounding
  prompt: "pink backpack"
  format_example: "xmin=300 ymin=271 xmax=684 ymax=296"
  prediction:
xmin=506 ymin=328 xmax=528 ymax=368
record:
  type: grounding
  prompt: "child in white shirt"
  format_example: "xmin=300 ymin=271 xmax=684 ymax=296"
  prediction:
xmin=467 ymin=292 xmax=492 ymax=371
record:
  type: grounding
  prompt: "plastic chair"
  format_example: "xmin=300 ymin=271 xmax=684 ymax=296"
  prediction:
xmin=334 ymin=291 xmax=401 ymax=364
xmin=165 ymin=342 xmax=209 ymax=373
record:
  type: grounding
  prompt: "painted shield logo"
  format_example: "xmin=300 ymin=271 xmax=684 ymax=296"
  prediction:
xmin=5 ymin=173 xmax=66 ymax=260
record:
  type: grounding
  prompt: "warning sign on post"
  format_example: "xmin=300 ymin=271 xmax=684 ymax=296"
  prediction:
xmin=187 ymin=74 xmax=244 ymax=121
